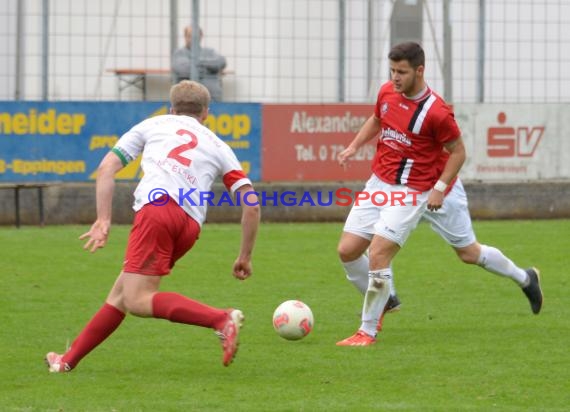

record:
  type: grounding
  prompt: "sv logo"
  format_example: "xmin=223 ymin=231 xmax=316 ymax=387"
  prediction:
xmin=487 ymin=112 xmax=544 ymax=158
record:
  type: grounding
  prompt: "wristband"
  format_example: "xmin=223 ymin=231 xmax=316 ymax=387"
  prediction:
xmin=433 ymin=180 xmax=448 ymax=192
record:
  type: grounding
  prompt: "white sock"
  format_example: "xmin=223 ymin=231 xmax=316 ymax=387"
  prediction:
xmin=477 ymin=244 xmax=528 ymax=286
xmin=342 ymin=255 xmax=369 ymax=294
xmin=360 ymin=268 xmax=392 ymax=336
xmin=388 ymin=264 xmax=397 ymax=296
xmin=342 ymin=257 xmax=397 ymax=297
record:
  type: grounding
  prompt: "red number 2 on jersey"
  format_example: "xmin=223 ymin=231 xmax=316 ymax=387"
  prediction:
xmin=167 ymin=129 xmax=198 ymax=166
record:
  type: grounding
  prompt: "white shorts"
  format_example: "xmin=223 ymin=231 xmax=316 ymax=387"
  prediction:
xmin=343 ymin=175 xmax=429 ymax=246
xmin=422 ymin=178 xmax=476 ymax=248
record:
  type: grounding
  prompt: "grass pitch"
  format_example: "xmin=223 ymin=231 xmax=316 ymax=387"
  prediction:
xmin=1 ymin=220 xmax=569 ymax=411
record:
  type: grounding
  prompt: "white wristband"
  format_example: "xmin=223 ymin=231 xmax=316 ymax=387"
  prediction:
xmin=433 ymin=180 xmax=448 ymax=192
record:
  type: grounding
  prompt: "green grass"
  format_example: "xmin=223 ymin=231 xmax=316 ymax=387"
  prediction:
xmin=1 ymin=220 xmax=569 ymax=411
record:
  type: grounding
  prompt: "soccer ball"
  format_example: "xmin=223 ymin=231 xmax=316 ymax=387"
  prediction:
xmin=272 ymin=300 xmax=314 ymax=340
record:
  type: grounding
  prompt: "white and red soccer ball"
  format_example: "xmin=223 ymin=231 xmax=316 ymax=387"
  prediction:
xmin=272 ymin=300 xmax=314 ymax=340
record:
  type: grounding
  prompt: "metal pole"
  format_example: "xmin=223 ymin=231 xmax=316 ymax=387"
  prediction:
xmin=338 ymin=0 xmax=345 ymax=102
xmin=442 ymin=0 xmax=452 ymax=102
xmin=366 ymin=0 xmax=373 ymax=96
xmin=15 ymin=0 xmax=24 ymax=100
xmin=477 ymin=0 xmax=485 ymax=102
xmin=170 ymin=0 xmax=178 ymax=83
xmin=190 ymin=0 xmax=200 ymax=82
xmin=42 ymin=0 xmax=49 ymax=100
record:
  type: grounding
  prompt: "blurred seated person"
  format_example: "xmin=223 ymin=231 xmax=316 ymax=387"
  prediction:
xmin=172 ymin=26 xmax=227 ymax=101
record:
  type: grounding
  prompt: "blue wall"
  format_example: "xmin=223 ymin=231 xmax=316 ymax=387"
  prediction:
xmin=0 ymin=102 xmax=261 ymax=182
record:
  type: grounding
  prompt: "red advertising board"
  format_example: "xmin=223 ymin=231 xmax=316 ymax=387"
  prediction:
xmin=262 ymin=104 xmax=376 ymax=181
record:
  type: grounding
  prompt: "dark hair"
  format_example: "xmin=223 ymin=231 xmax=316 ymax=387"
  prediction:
xmin=388 ymin=42 xmax=425 ymax=69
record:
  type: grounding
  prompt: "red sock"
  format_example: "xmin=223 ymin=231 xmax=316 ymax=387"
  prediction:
xmin=152 ymin=292 xmax=227 ymax=329
xmin=62 ymin=303 xmax=125 ymax=369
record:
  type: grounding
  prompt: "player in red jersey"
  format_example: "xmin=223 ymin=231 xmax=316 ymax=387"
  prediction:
xmin=336 ymin=42 xmax=466 ymax=346
xmin=376 ymin=151 xmax=543 ymax=331
xmin=45 ymin=81 xmax=260 ymax=372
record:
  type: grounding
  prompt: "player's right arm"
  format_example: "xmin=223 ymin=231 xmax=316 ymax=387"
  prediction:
xmin=337 ymin=114 xmax=381 ymax=168
xmin=233 ymin=184 xmax=260 ymax=280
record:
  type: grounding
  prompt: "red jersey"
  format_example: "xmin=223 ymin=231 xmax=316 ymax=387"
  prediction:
xmin=372 ymin=81 xmax=461 ymax=191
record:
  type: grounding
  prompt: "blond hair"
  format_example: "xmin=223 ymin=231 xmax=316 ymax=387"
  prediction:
xmin=170 ymin=80 xmax=210 ymax=117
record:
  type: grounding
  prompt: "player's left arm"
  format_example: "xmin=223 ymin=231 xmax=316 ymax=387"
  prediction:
xmin=427 ymin=137 xmax=466 ymax=211
xmin=79 ymin=151 xmax=125 ymax=252
xmin=438 ymin=137 xmax=466 ymax=186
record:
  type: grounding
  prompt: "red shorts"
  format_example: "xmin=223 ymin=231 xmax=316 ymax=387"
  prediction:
xmin=123 ymin=197 xmax=201 ymax=276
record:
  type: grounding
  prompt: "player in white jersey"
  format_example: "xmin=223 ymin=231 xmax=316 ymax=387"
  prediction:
xmin=113 ymin=101 xmax=251 ymax=226
xmin=45 ymin=81 xmax=260 ymax=373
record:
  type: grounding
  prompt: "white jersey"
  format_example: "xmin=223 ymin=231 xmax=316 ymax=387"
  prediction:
xmin=112 ymin=114 xmax=251 ymax=226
